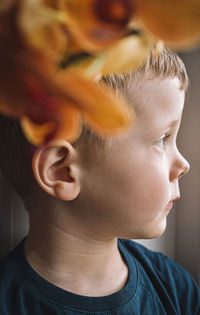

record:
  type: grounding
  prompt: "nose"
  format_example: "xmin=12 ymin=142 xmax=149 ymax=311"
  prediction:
xmin=169 ymin=149 xmax=190 ymax=182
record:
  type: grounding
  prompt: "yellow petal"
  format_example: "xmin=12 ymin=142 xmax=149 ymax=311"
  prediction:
xmin=63 ymin=33 xmax=159 ymax=78
xmin=100 ymin=32 xmax=155 ymax=74
xmin=18 ymin=0 xmax=68 ymax=60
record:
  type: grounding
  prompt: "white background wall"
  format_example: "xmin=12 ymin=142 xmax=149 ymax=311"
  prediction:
xmin=0 ymin=49 xmax=199 ymax=285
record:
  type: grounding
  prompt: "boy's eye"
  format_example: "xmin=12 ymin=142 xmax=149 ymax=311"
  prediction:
xmin=155 ymin=134 xmax=170 ymax=150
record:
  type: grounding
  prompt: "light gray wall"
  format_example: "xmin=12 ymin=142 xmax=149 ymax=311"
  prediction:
xmin=175 ymin=49 xmax=200 ymax=283
xmin=0 ymin=172 xmax=29 ymax=257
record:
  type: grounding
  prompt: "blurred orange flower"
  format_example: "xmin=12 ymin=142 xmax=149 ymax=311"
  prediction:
xmin=0 ymin=42 xmax=135 ymax=145
xmin=0 ymin=0 xmax=143 ymax=146
xmin=3 ymin=0 xmax=200 ymax=147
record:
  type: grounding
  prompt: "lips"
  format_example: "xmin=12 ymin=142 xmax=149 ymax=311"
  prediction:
xmin=166 ymin=196 xmax=180 ymax=210
xmin=166 ymin=201 xmax=173 ymax=210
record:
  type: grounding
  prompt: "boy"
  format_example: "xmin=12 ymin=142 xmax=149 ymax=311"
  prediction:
xmin=0 ymin=48 xmax=200 ymax=315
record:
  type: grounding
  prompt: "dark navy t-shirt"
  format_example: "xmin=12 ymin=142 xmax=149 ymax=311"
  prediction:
xmin=0 ymin=238 xmax=199 ymax=314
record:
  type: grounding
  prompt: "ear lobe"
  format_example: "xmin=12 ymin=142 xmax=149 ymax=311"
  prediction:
xmin=32 ymin=140 xmax=81 ymax=201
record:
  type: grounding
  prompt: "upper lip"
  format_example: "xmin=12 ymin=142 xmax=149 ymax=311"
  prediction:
xmin=169 ymin=196 xmax=180 ymax=204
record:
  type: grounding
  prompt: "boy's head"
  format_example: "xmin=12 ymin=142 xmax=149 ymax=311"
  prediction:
xmin=0 ymin=47 xmax=190 ymax=240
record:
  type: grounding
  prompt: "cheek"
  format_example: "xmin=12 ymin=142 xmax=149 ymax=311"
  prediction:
xmin=114 ymin=154 xmax=170 ymax=208
xmin=77 ymin=152 xmax=171 ymax=239
xmin=130 ymin=161 xmax=170 ymax=216
xmin=107 ymin=166 xmax=168 ymax=223
xmin=80 ymin=149 xmax=170 ymax=223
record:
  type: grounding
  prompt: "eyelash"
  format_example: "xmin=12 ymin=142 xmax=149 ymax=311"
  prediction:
xmin=155 ymin=134 xmax=171 ymax=150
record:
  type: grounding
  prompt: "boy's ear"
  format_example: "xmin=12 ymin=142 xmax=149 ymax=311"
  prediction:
xmin=32 ymin=140 xmax=81 ymax=201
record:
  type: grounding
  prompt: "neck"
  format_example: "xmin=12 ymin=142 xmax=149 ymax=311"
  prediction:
xmin=24 ymin=208 xmax=128 ymax=297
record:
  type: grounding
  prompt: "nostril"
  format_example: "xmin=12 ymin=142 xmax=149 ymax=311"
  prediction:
xmin=178 ymin=164 xmax=189 ymax=179
xmin=178 ymin=170 xmax=186 ymax=180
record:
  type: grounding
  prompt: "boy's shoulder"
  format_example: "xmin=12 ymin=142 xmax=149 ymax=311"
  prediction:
xmin=120 ymin=237 xmax=182 ymax=272
xmin=119 ymin=238 xmax=200 ymax=310
xmin=120 ymin=238 xmax=197 ymax=283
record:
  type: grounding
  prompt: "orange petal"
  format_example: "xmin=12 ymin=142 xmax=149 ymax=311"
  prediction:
xmin=21 ymin=61 xmax=135 ymax=137
xmin=20 ymin=116 xmax=56 ymax=146
xmin=55 ymin=72 xmax=135 ymax=136
xmin=136 ymin=0 xmax=200 ymax=49
xmin=20 ymin=99 xmax=82 ymax=145
xmin=21 ymin=69 xmax=135 ymax=142
xmin=50 ymin=98 xmax=83 ymax=143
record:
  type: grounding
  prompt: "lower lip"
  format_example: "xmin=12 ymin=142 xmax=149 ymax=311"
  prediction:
xmin=166 ymin=201 xmax=173 ymax=210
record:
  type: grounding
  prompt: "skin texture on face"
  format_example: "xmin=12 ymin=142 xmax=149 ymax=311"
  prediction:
xmin=78 ymin=77 xmax=190 ymax=240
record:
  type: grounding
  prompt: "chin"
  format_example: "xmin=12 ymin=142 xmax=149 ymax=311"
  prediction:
xmin=123 ymin=220 xmax=167 ymax=240
xmin=146 ymin=221 xmax=167 ymax=239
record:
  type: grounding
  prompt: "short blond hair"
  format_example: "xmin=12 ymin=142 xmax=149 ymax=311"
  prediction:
xmin=75 ymin=47 xmax=189 ymax=151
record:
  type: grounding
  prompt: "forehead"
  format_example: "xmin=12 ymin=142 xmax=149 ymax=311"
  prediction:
xmin=134 ymin=77 xmax=185 ymax=128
